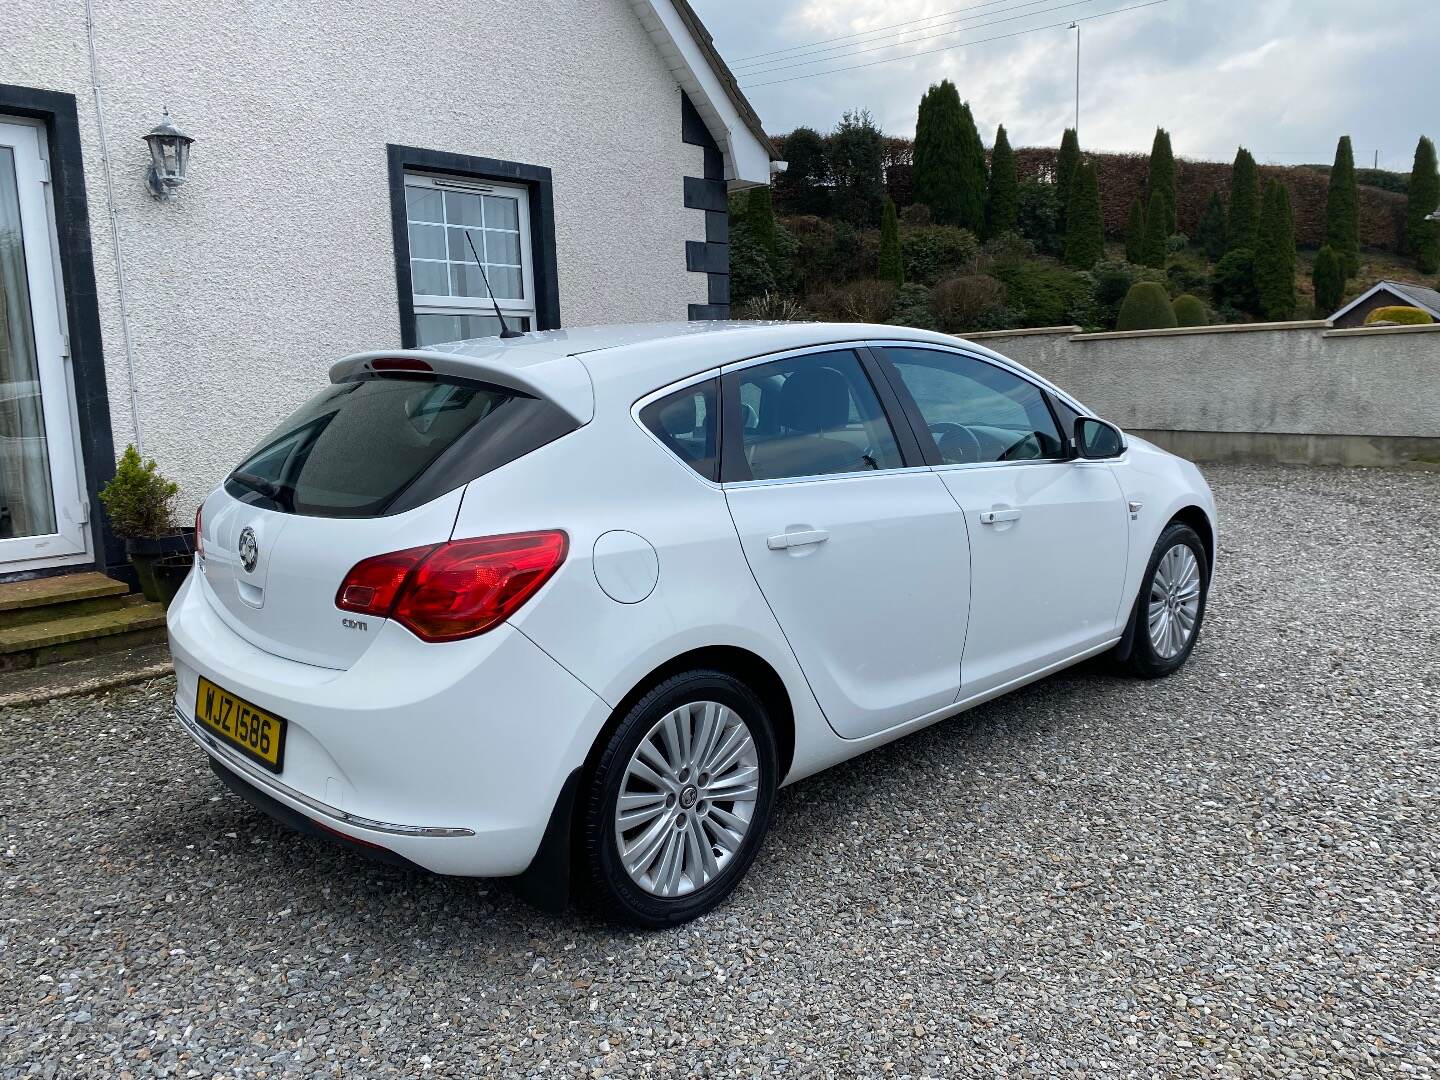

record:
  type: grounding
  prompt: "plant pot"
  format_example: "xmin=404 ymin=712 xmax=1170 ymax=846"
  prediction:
xmin=151 ymin=553 xmax=195 ymax=608
xmin=126 ymin=530 xmax=195 ymax=603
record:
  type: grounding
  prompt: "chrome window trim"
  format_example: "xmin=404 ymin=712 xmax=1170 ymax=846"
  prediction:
xmin=175 ymin=705 xmax=476 ymax=838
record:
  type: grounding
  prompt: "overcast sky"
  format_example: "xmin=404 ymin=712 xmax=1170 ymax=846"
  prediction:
xmin=691 ymin=0 xmax=1438 ymax=171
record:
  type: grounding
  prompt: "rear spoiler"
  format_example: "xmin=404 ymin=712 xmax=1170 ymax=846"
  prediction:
xmin=329 ymin=348 xmax=595 ymax=424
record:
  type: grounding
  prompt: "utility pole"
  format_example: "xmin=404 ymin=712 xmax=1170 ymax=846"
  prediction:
xmin=1069 ymin=23 xmax=1081 ymax=137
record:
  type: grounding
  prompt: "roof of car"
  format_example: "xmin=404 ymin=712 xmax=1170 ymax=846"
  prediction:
xmin=330 ymin=321 xmax=1063 ymax=424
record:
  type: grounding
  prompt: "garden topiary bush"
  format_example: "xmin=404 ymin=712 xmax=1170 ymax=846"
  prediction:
xmin=1364 ymin=305 xmax=1434 ymax=325
xmin=887 ymin=283 xmax=938 ymax=329
xmin=1172 ymin=294 xmax=1209 ymax=326
xmin=1116 ymin=282 xmax=1179 ymax=331
xmin=991 ymin=260 xmax=1091 ymax=327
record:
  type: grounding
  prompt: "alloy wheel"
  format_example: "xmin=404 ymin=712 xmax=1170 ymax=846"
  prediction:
xmin=1147 ymin=543 xmax=1202 ymax=659
xmin=613 ymin=700 xmax=760 ymax=898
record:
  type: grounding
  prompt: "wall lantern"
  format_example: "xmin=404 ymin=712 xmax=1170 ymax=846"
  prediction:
xmin=142 ymin=109 xmax=194 ymax=200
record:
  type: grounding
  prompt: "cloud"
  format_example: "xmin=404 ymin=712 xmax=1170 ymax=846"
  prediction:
xmin=698 ymin=0 xmax=1437 ymax=170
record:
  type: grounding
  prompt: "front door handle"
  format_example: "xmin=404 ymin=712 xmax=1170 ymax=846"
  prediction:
xmin=767 ymin=529 xmax=830 ymax=550
xmin=979 ymin=509 xmax=1022 ymax=525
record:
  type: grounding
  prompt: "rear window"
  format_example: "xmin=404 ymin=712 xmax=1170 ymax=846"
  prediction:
xmin=227 ymin=376 xmax=521 ymax=517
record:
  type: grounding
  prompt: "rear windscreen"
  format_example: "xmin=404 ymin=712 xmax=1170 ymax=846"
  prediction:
xmin=227 ymin=376 xmax=520 ymax=517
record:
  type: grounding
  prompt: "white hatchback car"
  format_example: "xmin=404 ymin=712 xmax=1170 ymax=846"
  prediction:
xmin=169 ymin=321 xmax=1215 ymax=926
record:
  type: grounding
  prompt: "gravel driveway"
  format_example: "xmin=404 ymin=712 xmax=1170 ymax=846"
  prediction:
xmin=3 ymin=464 xmax=1438 ymax=1078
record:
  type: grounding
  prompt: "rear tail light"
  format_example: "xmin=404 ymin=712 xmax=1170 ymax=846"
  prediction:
xmin=336 ymin=531 xmax=567 ymax=642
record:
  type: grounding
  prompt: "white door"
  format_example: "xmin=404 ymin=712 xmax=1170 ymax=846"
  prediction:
xmin=722 ymin=347 xmax=970 ymax=740
xmin=874 ymin=344 xmax=1130 ymax=696
xmin=0 ymin=119 xmax=88 ymax=568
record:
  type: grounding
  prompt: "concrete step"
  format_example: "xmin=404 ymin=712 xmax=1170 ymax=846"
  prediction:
xmin=0 ymin=598 xmax=168 ymax=672
xmin=0 ymin=641 xmax=173 ymax=707
xmin=0 ymin=571 xmax=129 ymax=629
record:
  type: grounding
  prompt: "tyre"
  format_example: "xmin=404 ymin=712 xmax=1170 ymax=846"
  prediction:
xmin=580 ymin=669 xmax=778 ymax=928
xmin=1120 ymin=522 xmax=1209 ymax=679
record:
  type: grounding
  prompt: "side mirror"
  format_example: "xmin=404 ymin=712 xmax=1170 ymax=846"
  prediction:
xmin=1073 ymin=417 xmax=1125 ymax=460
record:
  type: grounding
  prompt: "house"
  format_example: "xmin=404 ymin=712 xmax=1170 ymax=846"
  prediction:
xmin=0 ymin=0 xmax=773 ymax=590
xmin=1329 ymin=280 xmax=1440 ymax=328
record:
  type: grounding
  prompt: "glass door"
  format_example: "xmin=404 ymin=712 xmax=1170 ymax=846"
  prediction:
xmin=0 ymin=119 xmax=87 ymax=568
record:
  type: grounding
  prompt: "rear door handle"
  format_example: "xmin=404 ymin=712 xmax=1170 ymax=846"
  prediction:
xmin=767 ymin=529 xmax=830 ymax=550
xmin=979 ymin=509 xmax=1022 ymax=525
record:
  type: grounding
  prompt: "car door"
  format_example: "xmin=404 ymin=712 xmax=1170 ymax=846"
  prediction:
xmin=872 ymin=344 xmax=1130 ymax=697
xmin=720 ymin=346 xmax=970 ymax=740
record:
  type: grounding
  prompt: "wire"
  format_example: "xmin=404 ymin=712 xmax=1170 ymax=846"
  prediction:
xmin=732 ymin=0 xmax=1069 ymax=75
xmin=738 ymin=0 xmax=1174 ymax=89
xmin=730 ymin=0 xmax=1048 ymax=66
xmin=737 ymin=0 xmax=1111 ymax=79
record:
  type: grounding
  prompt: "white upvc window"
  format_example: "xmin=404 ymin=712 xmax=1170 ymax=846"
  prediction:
xmin=404 ymin=172 xmax=535 ymax=346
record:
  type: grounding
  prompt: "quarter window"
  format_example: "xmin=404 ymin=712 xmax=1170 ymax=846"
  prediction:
xmin=639 ymin=380 xmax=719 ymax=482
xmin=882 ymin=347 xmax=1064 ymax=464
xmin=404 ymin=174 xmax=534 ymax=346
xmin=731 ymin=350 xmax=903 ymax=481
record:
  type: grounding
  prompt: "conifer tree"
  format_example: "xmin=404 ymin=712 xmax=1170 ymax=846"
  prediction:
xmin=878 ymin=196 xmax=904 ymax=286
xmin=743 ymin=185 xmax=778 ymax=263
xmin=1197 ymin=191 xmax=1227 ymax=261
xmin=1325 ymin=136 xmax=1360 ymax=278
xmin=1145 ymin=128 xmax=1177 ymax=236
xmin=1124 ymin=199 xmax=1146 ymax=263
xmin=984 ymin=124 xmax=1019 ymax=240
xmin=956 ymin=101 xmax=988 ymax=232
xmin=913 ymin=80 xmax=966 ymax=226
xmin=1141 ymin=190 xmax=1169 ymax=268
xmin=1056 ymin=128 xmax=1080 ymax=231
xmin=1255 ymin=180 xmax=1297 ymax=320
xmin=1405 ymin=135 xmax=1439 ymax=274
xmin=1227 ymin=147 xmax=1260 ymax=253
xmin=1312 ymin=244 xmax=1345 ymax=315
xmin=1064 ymin=162 xmax=1105 ymax=269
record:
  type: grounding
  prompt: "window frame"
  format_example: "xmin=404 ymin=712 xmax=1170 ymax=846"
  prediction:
xmin=717 ymin=344 xmax=926 ymax=486
xmin=868 ymin=342 xmax=1093 ymax=469
xmin=386 ymin=144 xmax=561 ymax=349
xmin=403 ymin=171 xmax=536 ymax=342
xmin=634 ymin=373 xmax=723 ymax=483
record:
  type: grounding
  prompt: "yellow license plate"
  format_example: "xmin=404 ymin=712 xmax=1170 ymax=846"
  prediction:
xmin=194 ymin=677 xmax=287 ymax=773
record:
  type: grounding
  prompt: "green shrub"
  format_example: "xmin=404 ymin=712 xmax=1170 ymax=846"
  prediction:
xmin=887 ymin=283 xmax=937 ymax=330
xmin=1141 ymin=190 xmax=1169 ymax=268
xmin=900 ymin=225 xmax=980 ymax=285
xmin=992 ymin=259 xmax=1091 ymax=327
xmin=985 ymin=230 xmax=1036 ymax=263
xmin=984 ymin=124 xmax=1019 ymax=241
xmin=1082 ymin=260 xmax=1138 ymax=330
xmin=1165 ymin=258 xmax=1209 ymax=297
xmin=1212 ymin=249 xmax=1261 ymax=316
xmin=1146 ymin=128 xmax=1177 ymax=237
xmin=1255 ymin=180 xmax=1297 ymax=320
xmin=1197 ymin=192 xmax=1227 ymax=262
xmin=1325 ymin=136 xmax=1360 ymax=278
xmin=1017 ymin=179 xmax=1063 ymax=257
xmin=99 ymin=445 xmax=179 ymax=539
xmin=899 ymin=203 xmax=932 ymax=227
xmin=878 ymin=197 xmax=903 ymax=286
xmin=727 ymin=220 xmax=776 ymax=307
xmin=914 ymin=81 xmax=967 ymax=227
xmin=1364 ymin=305 xmax=1434 ymax=325
xmin=1172 ymin=294 xmax=1208 ymax=326
xmin=1063 ymin=162 xmax=1105 ymax=270
xmin=1227 ymin=148 xmax=1260 ymax=254
xmin=1056 ymin=128 xmax=1080 ymax=232
xmin=1124 ymin=199 xmax=1146 ymax=264
xmin=1312 ymin=244 xmax=1345 ymax=314
xmin=1116 ymin=282 xmax=1178 ymax=331
xmin=931 ymin=274 xmax=1007 ymax=331
xmin=1406 ymin=136 xmax=1440 ymax=273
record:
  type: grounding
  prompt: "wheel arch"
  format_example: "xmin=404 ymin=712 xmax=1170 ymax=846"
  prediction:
xmin=1169 ymin=504 xmax=1214 ymax=575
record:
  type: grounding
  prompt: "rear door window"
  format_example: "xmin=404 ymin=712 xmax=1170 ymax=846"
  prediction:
xmin=728 ymin=350 xmax=904 ymax=482
xmin=228 ymin=376 xmax=522 ymax=517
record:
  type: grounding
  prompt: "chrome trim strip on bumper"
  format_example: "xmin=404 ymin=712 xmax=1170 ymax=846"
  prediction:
xmin=174 ymin=705 xmax=476 ymax=838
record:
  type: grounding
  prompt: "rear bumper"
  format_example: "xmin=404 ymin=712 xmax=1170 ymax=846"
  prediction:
xmin=167 ymin=569 xmax=610 ymax=878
